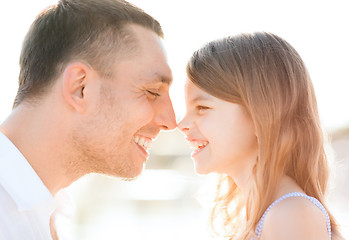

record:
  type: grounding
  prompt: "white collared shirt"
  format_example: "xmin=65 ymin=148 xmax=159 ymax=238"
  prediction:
xmin=0 ymin=132 xmax=56 ymax=240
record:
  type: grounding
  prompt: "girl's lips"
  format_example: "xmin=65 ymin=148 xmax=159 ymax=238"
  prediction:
xmin=186 ymin=137 xmax=209 ymax=148
xmin=189 ymin=140 xmax=209 ymax=149
xmin=186 ymin=137 xmax=200 ymax=142
xmin=185 ymin=136 xmax=209 ymax=158
xmin=191 ymin=143 xmax=208 ymax=158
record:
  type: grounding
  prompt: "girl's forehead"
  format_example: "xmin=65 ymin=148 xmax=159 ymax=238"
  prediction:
xmin=185 ymin=80 xmax=212 ymax=100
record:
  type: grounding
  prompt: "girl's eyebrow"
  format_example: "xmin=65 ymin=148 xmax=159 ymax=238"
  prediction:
xmin=190 ymin=95 xmax=212 ymax=104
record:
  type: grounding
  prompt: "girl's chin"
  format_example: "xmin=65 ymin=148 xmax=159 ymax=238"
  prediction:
xmin=192 ymin=151 xmax=213 ymax=175
xmin=194 ymin=164 xmax=213 ymax=175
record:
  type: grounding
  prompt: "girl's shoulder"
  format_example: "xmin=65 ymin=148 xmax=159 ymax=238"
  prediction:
xmin=259 ymin=193 xmax=330 ymax=240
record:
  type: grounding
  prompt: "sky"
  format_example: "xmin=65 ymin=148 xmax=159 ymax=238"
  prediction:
xmin=0 ymin=0 xmax=348 ymax=132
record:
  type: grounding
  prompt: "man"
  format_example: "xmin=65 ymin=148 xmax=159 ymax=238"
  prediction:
xmin=0 ymin=0 xmax=176 ymax=239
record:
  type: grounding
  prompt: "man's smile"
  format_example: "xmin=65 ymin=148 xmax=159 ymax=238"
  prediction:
xmin=133 ymin=134 xmax=153 ymax=151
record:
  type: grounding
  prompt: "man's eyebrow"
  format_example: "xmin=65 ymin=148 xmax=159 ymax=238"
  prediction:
xmin=154 ymin=73 xmax=172 ymax=85
xmin=161 ymin=76 xmax=172 ymax=85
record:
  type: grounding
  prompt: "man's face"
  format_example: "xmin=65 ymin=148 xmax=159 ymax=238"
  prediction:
xmin=71 ymin=25 xmax=176 ymax=179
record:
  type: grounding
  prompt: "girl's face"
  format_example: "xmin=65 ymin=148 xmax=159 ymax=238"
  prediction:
xmin=178 ymin=80 xmax=258 ymax=177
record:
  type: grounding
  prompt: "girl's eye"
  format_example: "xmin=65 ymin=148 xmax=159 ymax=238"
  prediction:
xmin=196 ymin=105 xmax=210 ymax=113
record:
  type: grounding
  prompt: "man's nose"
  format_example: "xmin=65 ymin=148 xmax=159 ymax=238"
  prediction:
xmin=154 ymin=96 xmax=177 ymax=131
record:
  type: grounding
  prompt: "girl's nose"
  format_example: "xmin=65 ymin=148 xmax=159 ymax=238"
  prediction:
xmin=177 ymin=117 xmax=190 ymax=133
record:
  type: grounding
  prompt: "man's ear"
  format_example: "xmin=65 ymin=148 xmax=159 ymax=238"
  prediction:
xmin=61 ymin=62 xmax=90 ymax=113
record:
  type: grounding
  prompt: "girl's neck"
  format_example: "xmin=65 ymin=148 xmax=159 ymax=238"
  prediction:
xmin=228 ymin=162 xmax=255 ymax=201
xmin=272 ymin=175 xmax=305 ymax=200
xmin=231 ymin=172 xmax=304 ymax=203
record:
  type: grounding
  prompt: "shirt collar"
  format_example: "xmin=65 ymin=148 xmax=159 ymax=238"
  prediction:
xmin=0 ymin=131 xmax=54 ymax=211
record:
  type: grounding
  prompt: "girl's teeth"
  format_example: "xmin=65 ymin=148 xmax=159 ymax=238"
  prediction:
xmin=189 ymin=141 xmax=208 ymax=150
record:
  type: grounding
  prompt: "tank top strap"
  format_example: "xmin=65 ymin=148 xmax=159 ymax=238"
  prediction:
xmin=254 ymin=192 xmax=331 ymax=239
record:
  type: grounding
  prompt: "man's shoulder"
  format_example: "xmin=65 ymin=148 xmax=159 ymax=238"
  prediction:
xmin=0 ymin=183 xmax=19 ymax=215
xmin=0 ymin=183 xmax=54 ymax=239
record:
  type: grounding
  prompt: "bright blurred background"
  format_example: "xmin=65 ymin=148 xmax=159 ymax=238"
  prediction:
xmin=0 ymin=0 xmax=348 ymax=239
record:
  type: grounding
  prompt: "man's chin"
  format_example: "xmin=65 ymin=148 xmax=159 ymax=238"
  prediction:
xmin=119 ymin=168 xmax=144 ymax=181
xmin=108 ymin=162 xmax=145 ymax=181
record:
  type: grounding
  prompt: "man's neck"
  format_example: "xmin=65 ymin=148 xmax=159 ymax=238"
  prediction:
xmin=0 ymin=103 xmax=76 ymax=195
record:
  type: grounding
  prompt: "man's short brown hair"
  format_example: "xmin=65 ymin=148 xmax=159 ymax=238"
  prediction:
xmin=14 ymin=0 xmax=163 ymax=107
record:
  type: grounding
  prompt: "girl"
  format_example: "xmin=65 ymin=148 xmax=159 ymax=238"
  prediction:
xmin=178 ymin=32 xmax=343 ymax=240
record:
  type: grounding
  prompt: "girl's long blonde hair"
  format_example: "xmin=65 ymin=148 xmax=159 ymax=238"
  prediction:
xmin=186 ymin=32 xmax=342 ymax=239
